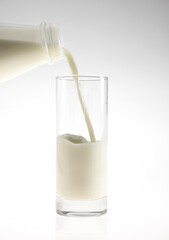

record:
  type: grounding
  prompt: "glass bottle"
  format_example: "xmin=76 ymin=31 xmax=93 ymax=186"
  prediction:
xmin=0 ymin=22 xmax=64 ymax=82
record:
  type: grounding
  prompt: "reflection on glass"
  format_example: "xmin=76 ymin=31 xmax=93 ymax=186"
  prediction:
xmin=56 ymin=215 xmax=107 ymax=240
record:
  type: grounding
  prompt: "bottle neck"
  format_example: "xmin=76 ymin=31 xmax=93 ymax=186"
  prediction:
xmin=40 ymin=22 xmax=64 ymax=63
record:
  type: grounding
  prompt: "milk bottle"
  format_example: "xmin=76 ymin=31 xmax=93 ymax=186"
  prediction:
xmin=0 ymin=22 xmax=64 ymax=82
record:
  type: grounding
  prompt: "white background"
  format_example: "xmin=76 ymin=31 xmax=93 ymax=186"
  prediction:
xmin=0 ymin=0 xmax=169 ymax=239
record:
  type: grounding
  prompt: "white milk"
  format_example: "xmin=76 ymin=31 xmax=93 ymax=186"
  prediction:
xmin=0 ymin=39 xmax=63 ymax=82
xmin=57 ymin=134 xmax=106 ymax=200
xmin=0 ymin=40 xmax=46 ymax=81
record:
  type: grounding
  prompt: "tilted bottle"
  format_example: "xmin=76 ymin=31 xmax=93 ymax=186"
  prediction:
xmin=0 ymin=22 xmax=64 ymax=82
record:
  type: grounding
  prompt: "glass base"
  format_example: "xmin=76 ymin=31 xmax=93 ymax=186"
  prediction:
xmin=56 ymin=196 xmax=107 ymax=217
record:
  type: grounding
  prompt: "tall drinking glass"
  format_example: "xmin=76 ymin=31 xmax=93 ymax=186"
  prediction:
xmin=56 ymin=75 xmax=108 ymax=216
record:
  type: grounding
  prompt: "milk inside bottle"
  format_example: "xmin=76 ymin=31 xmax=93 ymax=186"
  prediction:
xmin=0 ymin=22 xmax=63 ymax=82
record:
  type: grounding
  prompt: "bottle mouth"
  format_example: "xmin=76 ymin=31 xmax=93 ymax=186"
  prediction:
xmin=40 ymin=22 xmax=64 ymax=63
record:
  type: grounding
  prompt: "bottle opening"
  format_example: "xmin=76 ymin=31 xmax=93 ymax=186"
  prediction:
xmin=40 ymin=22 xmax=64 ymax=63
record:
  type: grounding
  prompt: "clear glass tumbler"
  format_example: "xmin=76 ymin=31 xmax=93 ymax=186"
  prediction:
xmin=56 ymin=75 xmax=108 ymax=217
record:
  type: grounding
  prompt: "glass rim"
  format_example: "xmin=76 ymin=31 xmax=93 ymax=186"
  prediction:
xmin=56 ymin=75 xmax=108 ymax=81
